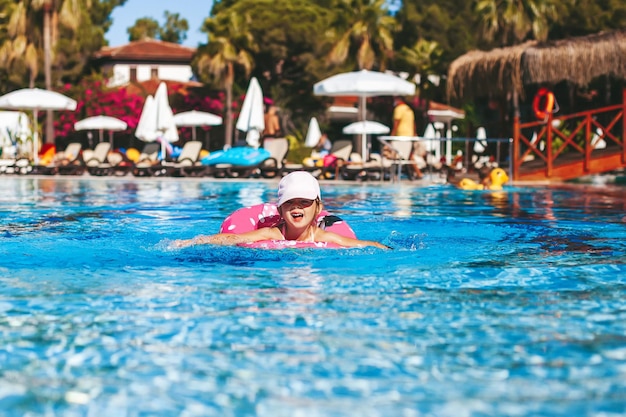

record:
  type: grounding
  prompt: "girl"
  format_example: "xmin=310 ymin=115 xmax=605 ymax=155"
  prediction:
xmin=174 ymin=172 xmax=389 ymax=249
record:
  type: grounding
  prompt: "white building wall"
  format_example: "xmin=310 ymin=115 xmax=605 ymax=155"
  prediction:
xmin=106 ymin=64 xmax=193 ymax=87
xmin=158 ymin=65 xmax=193 ymax=82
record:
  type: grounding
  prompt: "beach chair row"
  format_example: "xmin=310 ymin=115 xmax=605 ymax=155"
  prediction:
xmin=0 ymin=137 xmax=431 ymax=181
xmin=0 ymin=139 xmax=289 ymax=179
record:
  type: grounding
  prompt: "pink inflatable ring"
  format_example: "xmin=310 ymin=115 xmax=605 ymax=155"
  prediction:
xmin=219 ymin=203 xmax=356 ymax=249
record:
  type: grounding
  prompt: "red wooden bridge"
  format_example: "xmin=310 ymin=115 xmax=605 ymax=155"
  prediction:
xmin=512 ymin=89 xmax=626 ymax=181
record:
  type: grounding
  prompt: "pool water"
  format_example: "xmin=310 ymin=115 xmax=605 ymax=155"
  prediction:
xmin=1 ymin=176 xmax=625 ymax=417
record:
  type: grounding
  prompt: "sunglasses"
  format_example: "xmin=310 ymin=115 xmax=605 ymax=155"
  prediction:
xmin=283 ymin=198 xmax=316 ymax=208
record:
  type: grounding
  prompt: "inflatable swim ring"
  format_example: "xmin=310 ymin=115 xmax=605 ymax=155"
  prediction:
xmin=533 ymin=87 xmax=556 ymax=120
xmin=456 ymin=167 xmax=510 ymax=191
xmin=202 ymin=147 xmax=271 ymax=166
xmin=220 ymin=203 xmax=356 ymax=249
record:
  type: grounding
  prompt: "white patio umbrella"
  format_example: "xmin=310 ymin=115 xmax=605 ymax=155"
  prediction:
xmin=314 ymin=69 xmax=416 ymax=160
xmin=135 ymin=82 xmax=178 ymax=160
xmin=236 ymin=77 xmax=265 ymax=148
xmin=75 ymin=115 xmax=127 ymax=147
xmin=0 ymin=88 xmax=77 ymax=164
xmin=304 ymin=117 xmax=322 ymax=147
xmin=342 ymin=120 xmax=390 ymax=135
xmin=173 ymin=110 xmax=222 ymax=144
xmin=427 ymin=108 xmax=465 ymax=164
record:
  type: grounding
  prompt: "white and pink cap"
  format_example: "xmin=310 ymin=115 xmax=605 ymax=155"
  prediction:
xmin=277 ymin=171 xmax=321 ymax=206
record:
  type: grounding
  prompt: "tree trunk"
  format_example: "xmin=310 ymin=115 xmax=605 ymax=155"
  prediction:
xmin=224 ymin=63 xmax=235 ymax=148
xmin=43 ymin=1 xmax=54 ymax=146
xmin=225 ymin=85 xmax=233 ymax=148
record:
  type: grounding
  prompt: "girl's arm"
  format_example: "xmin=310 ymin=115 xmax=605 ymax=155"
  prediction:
xmin=316 ymin=229 xmax=391 ymax=249
xmin=173 ymin=227 xmax=282 ymax=248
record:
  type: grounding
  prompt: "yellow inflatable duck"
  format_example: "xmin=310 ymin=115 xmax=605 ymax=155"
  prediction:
xmin=457 ymin=168 xmax=509 ymax=190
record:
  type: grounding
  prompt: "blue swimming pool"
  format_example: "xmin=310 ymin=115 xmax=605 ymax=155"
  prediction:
xmin=1 ymin=176 xmax=625 ymax=417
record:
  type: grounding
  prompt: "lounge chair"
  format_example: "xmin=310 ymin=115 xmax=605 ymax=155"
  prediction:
xmin=29 ymin=142 xmax=82 ymax=175
xmin=150 ymin=140 xmax=204 ymax=177
xmin=211 ymin=138 xmax=289 ymax=179
xmin=340 ymin=152 xmax=389 ymax=181
xmin=90 ymin=151 xmax=133 ymax=176
xmin=131 ymin=143 xmax=165 ymax=177
xmin=259 ymin=137 xmax=289 ymax=178
xmin=85 ymin=142 xmax=113 ymax=176
xmin=377 ymin=138 xmax=416 ymax=181
xmin=283 ymin=139 xmax=353 ymax=179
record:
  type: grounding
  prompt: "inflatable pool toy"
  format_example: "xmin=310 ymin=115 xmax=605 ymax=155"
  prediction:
xmin=126 ymin=148 xmax=140 ymax=163
xmin=237 ymin=240 xmax=345 ymax=249
xmin=202 ymin=147 xmax=270 ymax=166
xmin=457 ymin=168 xmax=510 ymax=191
xmin=220 ymin=203 xmax=356 ymax=249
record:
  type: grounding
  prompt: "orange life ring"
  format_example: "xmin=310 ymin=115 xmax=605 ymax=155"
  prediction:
xmin=533 ymin=88 xmax=555 ymax=120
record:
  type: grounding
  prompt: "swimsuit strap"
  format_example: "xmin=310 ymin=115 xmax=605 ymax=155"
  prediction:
xmin=318 ymin=215 xmax=342 ymax=229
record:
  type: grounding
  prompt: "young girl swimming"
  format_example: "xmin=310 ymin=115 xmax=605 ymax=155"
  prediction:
xmin=173 ymin=171 xmax=389 ymax=249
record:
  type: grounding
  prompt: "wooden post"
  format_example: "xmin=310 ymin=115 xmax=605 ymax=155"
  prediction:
xmin=584 ymin=112 xmax=591 ymax=173
xmin=546 ymin=113 xmax=553 ymax=178
xmin=512 ymin=115 xmax=520 ymax=180
xmin=622 ymin=88 xmax=626 ymax=164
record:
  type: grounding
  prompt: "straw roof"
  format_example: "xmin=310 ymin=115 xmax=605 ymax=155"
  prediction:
xmin=447 ymin=29 xmax=626 ymax=101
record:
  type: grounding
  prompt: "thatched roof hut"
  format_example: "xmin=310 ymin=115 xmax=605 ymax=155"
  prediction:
xmin=447 ymin=29 xmax=626 ymax=101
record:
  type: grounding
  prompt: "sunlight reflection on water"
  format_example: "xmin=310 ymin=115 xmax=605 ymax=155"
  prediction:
xmin=0 ymin=177 xmax=625 ymax=416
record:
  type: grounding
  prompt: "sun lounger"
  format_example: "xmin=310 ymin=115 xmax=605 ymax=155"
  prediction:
xmin=85 ymin=142 xmax=113 ymax=176
xmin=283 ymin=140 xmax=352 ymax=179
xmin=131 ymin=143 xmax=163 ymax=177
xmin=209 ymin=138 xmax=289 ymax=179
xmin=150 ymin=140 xmax=204 ymax=177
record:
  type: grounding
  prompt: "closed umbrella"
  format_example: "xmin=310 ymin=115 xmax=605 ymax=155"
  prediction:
xmin=135 ymin=82 xmax=178 ymax=160
xmin=236 ymin=77 xmax=265 ymax=148
xmin=304 ymin=117 xmax=322 ymax=147
xmin=0 ymin=88 xmax=77 ymax=163
xmin=314 ymin=70 xmax=415 ymax=159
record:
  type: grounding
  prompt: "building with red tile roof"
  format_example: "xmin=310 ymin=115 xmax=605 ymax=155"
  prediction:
xmin=93 ymin=38 xmax=197 ymax=88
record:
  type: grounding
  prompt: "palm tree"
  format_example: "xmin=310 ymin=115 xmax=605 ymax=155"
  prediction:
xmin=1 ymin=0 xmax=41 ymax=87
xmin=197 ymin=11 xmax=256 ymax=147
xmin=474 ymin=0 xmax=561 ymax=46
xmin=327 ymin=0 xmax=397 ymax=71
xmin=1 ymin=0 xmax=86 ymax=144
xmin=397 ymin=38 xmax=443 ymax=99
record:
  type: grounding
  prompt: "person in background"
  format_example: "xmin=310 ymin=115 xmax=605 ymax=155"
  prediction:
xmin=173 ymin=171 xmax=389 ymax=249
xmin=263 ymin=105 xmax=281 ymax=139
xmin=314 ymin=133 xmax=332 ymax=157
xmin=391 ymin=96 xmax=423 ymax=179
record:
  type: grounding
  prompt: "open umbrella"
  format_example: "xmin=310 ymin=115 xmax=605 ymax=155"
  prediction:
xmin=304 ymin=117 xmax=322 ymax=147
xmin=427 ymin=108 xmax=465 ymax=164
xmin=75 ymin=115 xmax=127 ymax=147
xmin=0 ymin=88 xmax=77 ymax=164
xmin=314 ymin=70 xmax=415 ymax=159
xmin=173 ymin=110 xmax=222 ymax=146
xmin=236 ymin=77 xmax=265 ymax=148
xmin=135 ymin=82 xmax=178 ymax=160
xmin=342 ymin=120 xmax=390 ymax=135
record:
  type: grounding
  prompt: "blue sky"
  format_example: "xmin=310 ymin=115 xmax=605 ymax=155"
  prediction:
xmin=105 ymin=0 xmax=215 ymax=47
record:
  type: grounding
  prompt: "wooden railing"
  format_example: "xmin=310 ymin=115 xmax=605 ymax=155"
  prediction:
xmin=513 ymin=88 xmax=626 ymax=181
